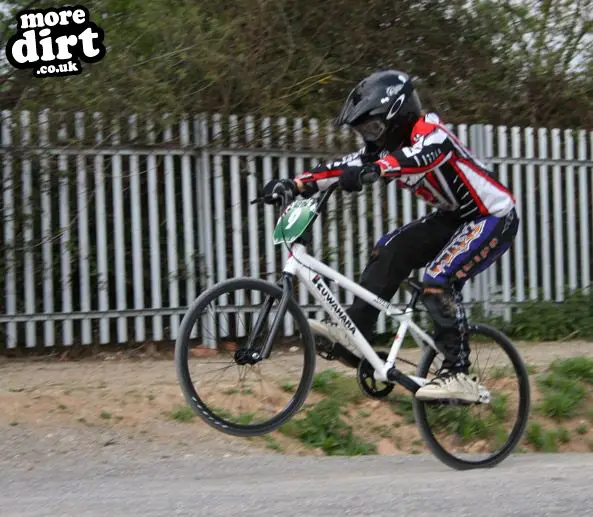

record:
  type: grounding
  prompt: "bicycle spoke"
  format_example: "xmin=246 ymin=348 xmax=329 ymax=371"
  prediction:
xmin=177 ymin=281 xmax=313 ymax=433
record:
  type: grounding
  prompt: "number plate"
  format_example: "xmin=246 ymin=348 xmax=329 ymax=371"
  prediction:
xmin=272 ymin=198 xmax=318 ymax=245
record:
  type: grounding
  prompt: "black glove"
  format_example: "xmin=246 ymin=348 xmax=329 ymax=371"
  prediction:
xmin=262 ymin=178 xmax=298 ymax=205
xmin=338 ymin=163 xmax=380 ymax=192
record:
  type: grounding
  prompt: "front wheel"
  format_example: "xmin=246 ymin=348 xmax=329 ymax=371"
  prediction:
xmin=413 ymin=323 xmax=531 ymax=470
xmin=175 ymin=277 xmax=316 ymax=437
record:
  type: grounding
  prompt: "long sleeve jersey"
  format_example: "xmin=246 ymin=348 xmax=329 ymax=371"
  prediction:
xmin=296 ymin=113 xmax=515 ymax=221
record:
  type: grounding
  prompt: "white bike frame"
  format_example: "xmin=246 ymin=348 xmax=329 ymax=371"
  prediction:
xmin=284 ymin=242 xmax=439 ymax=386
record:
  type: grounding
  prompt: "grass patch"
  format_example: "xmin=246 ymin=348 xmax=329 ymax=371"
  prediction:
xmin=311 ymin=369 xmax=363 ymax=404
xmin=236 ymin=413 xmax=255 ymax=425
xmin=100 ymin=411 xmax=112 ymax=420
xmin=525 ymin=423 xmax=558 ymax=452
xmin=536 ymin=359 xmax=590 ymax=420
xmin=425 ymin=393 xmax=508 ymax=444
xmin=167 ymin=406 xmax=195 ymax=422
xmin=264 ymin=435 xmax=283 ymax=452
xmin=472 ymin=288 xmax=593 ymax=341
xmin=372 ymin=424 xmax=392 ymax=438
xmin=9 ymin=421 xmax=18 ymax=426
xmin=279 ymin=398 xmax=376 ymax=456
xmin=490 ymin=366 xmax=515 ymax=380
xmin=548 ymin=357 xmax=593 ymax=384
xmin=557 ymin=426 xmax=571 ymax=444
xmin=280 ymin=382 xmax=296 ymax=393
xmin=576 ymin=424 xmax=588 ymax=435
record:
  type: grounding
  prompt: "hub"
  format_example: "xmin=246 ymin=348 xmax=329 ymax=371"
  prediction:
xmin=234 ymin=348 xmax=261 ymax=365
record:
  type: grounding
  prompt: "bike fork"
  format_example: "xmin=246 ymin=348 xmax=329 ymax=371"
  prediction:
xmin=246 ymin=274 xmax=293 ymax=360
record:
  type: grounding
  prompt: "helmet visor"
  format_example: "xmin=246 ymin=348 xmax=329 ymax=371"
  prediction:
xmin=352 ymin=118 xmax=386 ymax=142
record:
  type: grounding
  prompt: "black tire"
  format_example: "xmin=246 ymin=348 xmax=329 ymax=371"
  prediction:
xmin=175 ymin=277 xmax=316 ymax=437
xmin=413 ymin=323 xmax=531 ymax=470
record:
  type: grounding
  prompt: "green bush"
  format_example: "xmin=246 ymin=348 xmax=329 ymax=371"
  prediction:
xmin=311 ymin=369 xmax=363 ymax=404
xmin=477 ymin=289 xmax=593 ymax=341
xmin=526 ymin=423 xmax=558 ymax=452
xmin=537 ymin=372 xmax=587 ymax=420
xmin=535 ymin=357 xmax=593 ymax=421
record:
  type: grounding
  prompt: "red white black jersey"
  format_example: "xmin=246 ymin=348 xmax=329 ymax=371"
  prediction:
xmin=300 ymin=113 xmax=515 ymax=221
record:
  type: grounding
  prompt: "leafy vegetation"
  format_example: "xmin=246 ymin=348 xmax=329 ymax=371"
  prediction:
xmin=167 ymin=406 xmax=195 ymax=422
xmin=311 ymin=369 xmax=363 ymax=404
xmin=426 ymin=393 xmax=508 ymax=445
xmin=526 ymin=422 xmax=559 ymax=453
xmin=536 ymin=358 xmax=593 ymax=420
xmin=279 ymin=398 xmax=376 ymax=456
xmin=473 ymin=289 xmax=593 ymax=342
xmin=1 ymin=0 xmax=592 ymax=129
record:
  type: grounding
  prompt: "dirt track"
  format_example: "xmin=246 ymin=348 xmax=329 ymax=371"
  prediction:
xmin=1 ymin=340 xmax=592 ymax=459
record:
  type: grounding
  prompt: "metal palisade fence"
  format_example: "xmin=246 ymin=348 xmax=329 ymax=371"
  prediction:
xmin=0 ymin=110 xmax=592 ymax=349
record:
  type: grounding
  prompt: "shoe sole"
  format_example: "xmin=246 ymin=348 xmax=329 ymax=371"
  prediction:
xmin=415 ymin=391 xmax=480 ymax=403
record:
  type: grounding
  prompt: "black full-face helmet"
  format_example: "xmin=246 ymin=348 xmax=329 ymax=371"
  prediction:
xmin=335 ymin=70 xmax=422 ymax=150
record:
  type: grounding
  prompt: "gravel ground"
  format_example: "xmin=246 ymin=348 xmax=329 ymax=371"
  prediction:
xmin=2 ymin=435 xmax=593 ymax=517
xmin=1 ymin=340 xmax=592 ymax=516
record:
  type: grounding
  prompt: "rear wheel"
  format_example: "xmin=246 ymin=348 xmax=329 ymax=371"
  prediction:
xmin=413 ymin=323 xmax=531 ymax=470
xmin=175 ymin=278 xmax=316 ymax=437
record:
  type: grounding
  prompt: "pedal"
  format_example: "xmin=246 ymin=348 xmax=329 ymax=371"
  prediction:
xmin=478 ymin=385 xmax=491 ymax=404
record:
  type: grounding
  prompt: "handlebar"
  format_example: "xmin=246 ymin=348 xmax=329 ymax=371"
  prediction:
xmin=249 ymin=168 xmax=379 ymax=208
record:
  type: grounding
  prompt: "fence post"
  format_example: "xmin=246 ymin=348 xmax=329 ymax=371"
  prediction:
xmin=497 ymin=126 xmax=512 ymax=321
xmin=58 ymin=119 xmax=73 ymax=345
xmin=93 ymin=113 xmax=110 ymax=343
xmin=245 ymin=115 xmax=260 ymax=296
xmin=470 ymin=124 xmax=489 ymax=308
xmin=229 ymin=114 xmax=245 ymax=336
xmin=146 ymin=118 xmax=163 ymax=341
xmin=163 ymin=114 xmax=180 ymax=338
xmin=564 ymin=129 xmax=578 ymax=292
xmin=1 ymin=110 xmax=17 ymax=349
xmin=111 ymin=115 xmax=127 ymax=343
xmin=129 ymin=114 xmax=146 ymax=342
xmin=180 ymin=114 xmax=196 ymax=310
xmin=511 ymin=127 xmax=525 ymax=304
xmin=538 ymin=128 xmax=552 ymax=301
xmin=551 ymin=128 xmax=564 ymax=302
xmin=525 ymin=127 xmax=537 ymax=300
xmin=39 ymin=110 xmax=55 ymax=347
xmin=195 ymin=113 xmax=215 ymax=348
xmin=577 ymin=130 xmax=589 ymax=292
xmin=21 ymin=111 xmax=36 ymax=347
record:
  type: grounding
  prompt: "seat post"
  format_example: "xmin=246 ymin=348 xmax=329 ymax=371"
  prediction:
xmin=405 ymin=278 xmax=424 ymax=309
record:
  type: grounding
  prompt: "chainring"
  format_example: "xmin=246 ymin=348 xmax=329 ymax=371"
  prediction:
xmin=357 ymin=351 xmax=395 ymax=399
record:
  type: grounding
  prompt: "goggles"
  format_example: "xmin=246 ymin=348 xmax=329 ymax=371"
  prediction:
xmin=352 ymin=118 xmax=387 ymax=142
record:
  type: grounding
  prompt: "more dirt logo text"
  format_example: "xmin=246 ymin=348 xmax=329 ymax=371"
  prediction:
xmin=5 ymin=5 xmax=106 ymax=78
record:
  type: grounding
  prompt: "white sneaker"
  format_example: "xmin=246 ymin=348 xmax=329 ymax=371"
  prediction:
xmin=415 ymin=372 xmax=480 ymax=403
xmin=307 ymin=319 xmax=362 ymax=358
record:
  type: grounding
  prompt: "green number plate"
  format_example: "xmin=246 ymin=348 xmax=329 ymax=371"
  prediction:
xmin=273 ymin=198 xmax=318 ymax=245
